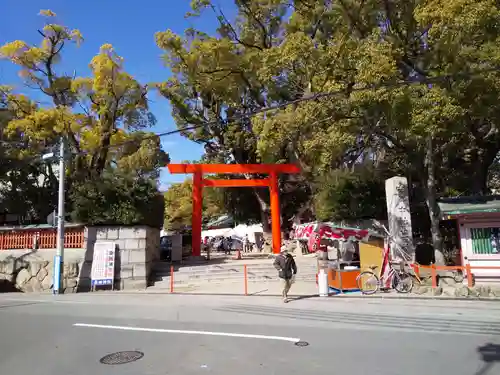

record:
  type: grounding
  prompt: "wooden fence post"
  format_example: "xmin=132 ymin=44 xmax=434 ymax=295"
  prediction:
xmin=170 ymin=265 xmax=174 ymax=293
xmin=466 ymin=264 xmax=473 ymax=288
xmin=243 ymin=264 xmax=248 ymax=296
xmin=431 ymin=265 xmax=437 ymax=288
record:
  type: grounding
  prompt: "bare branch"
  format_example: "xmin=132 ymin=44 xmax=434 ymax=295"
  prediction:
xmin=76 ymin=98 xmax=91 ymax=116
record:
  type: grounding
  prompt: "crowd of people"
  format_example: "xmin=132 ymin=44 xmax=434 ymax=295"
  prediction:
xmin=202 ymin=234 xmax=257 ymax=254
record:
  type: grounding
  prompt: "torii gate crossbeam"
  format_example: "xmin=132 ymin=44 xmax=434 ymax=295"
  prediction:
xmin=167 ymin=163 xmax=301 ymax=256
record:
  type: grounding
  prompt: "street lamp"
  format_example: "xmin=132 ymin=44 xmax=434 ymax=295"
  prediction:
xmin=43 ymin=138 xmax=66 ymax=295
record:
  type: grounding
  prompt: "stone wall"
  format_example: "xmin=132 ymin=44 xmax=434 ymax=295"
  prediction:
xmin=0 ymin=251 xmax=82 ymax=293
xmin=86 ymin=226 xmax=160 ymax=290
xmin=0 ymin=225 xmax=160 ymax=293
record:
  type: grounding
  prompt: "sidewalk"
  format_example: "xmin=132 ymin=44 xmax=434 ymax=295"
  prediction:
xmin=148 ymin=280 xmax=500 ymax=301
xmin=182 ymin=252 xmax=317 ymax=266
xmin=171 ymin=280 xmax=318 ymax=296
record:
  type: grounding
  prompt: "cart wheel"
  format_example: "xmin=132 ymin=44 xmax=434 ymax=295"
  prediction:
xmin=357 ymin=271 xmax=379 ymax=295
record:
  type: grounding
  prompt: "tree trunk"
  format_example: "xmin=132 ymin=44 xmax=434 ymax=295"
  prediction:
xmin=471 ymin=143 xmax=498 ymax=195
xmin=424 ymin=136 xmax=443 ymax=252
xmin=254 ymin=189 xmax=272 ymax=253
xmin=94 ymin=132 xmax=112 ymax=176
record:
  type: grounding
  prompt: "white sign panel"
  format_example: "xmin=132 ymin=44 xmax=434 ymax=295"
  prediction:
xmin=91 ymin=241 xmax=116 ymax=287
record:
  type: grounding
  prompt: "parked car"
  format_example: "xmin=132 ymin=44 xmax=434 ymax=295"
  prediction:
xmin=159 ymin=236 xmax=172 ymax=261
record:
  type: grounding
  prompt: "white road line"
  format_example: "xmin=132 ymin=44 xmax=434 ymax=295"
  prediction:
xmin=0 ymin=298 xmax=88 ymax=304
xmin=73 ymin=323 xmax=301 ymax=343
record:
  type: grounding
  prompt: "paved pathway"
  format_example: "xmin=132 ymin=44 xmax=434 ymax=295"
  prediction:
xmin=0 ymin=292 xmax=499 ymax=375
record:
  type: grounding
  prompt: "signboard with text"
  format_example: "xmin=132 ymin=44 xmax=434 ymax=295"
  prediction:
xmin=91 ymin=241 xmax=116 ymax=288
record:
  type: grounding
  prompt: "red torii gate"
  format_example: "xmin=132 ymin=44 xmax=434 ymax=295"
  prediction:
xmin=167 ymin=164 xmax=301 ymax=256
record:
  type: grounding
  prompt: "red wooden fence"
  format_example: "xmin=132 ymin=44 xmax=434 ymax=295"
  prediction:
xmin=0 ymin=228 xmax=85 ymax=250
xmin=413 ymin=264 xmax=500 ymax=288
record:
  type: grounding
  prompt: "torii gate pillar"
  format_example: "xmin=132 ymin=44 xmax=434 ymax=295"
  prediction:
xmin=167 ymin=164 xmax=301 ymax=257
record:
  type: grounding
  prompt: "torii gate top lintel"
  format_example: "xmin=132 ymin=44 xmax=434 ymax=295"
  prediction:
xmin=166 ymin=163 xmax=301 ymax=256
xmin=167 ymin=163 xmax=301 ymax=175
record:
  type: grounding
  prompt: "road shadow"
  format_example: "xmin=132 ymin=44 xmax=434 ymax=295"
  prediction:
xmin=475 ymin=343 xmax=500 ymax=375
xmin=0 ymin=280 xmax=22 ymax=293
xmin=289 ymin=294 xmax=318 ymax=301
xmin=249 ymin=289 xmax=269 ymax=295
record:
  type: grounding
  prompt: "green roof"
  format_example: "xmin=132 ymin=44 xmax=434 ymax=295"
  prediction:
xmin=438 ymin=196 xmax=500 ymax=217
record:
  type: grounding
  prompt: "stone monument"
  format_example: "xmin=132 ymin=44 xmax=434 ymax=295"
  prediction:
xmin=385 ymin=176 xmax=414 ymax=261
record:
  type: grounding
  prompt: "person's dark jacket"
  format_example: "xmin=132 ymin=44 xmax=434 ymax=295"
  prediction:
xmin=273 ymin=253 xmax=297 ymax=280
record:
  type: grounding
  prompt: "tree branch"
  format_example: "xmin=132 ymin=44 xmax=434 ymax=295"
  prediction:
xmin=213 ymin=5 xmax=264 ymax=50
xmin=337 ymin=0 xmax=368 ymax=38
xmin=237 ymin=0 xmax=271 ymax=48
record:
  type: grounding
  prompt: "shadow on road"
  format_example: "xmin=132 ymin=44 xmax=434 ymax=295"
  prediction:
xmin=475 ymin=343 xmax=500 ymax=375
xmin=0 ymin=280 xmax=22 ymax=293
xmin=289 ymin=294 xmax=319 ymax=301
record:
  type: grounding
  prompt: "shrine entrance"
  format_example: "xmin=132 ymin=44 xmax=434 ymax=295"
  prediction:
xmin=167 ymin=164 xmax=301 ymax=256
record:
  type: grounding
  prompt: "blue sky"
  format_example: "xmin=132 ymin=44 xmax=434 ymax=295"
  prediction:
xmin=0 ymin=0 xmax=235 ymax=189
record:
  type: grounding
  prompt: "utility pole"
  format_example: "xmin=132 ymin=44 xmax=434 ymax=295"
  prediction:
xmin=53 ymin=138 xmax=66 ymax=295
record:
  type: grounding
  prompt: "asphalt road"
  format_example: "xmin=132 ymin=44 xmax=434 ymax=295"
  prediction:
xmin=0 ymin=293 xmax=499 ymax=375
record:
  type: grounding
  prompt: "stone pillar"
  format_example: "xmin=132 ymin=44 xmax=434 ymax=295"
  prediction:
xmin=385 ymin=177 xmax=414 ymax=260
xmin=117 ymin=226 xmax=156 ymax=290
xmin=89 ymin=226 xmax=159 ymax=290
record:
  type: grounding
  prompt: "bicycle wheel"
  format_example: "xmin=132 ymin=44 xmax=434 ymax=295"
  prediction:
xmin=393 ymin=271 xmax=414 ymax=293
xmin=357 ymin=271 xmax=380 ymax=295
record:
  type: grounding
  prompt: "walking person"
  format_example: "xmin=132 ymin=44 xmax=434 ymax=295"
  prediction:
xmin=224 ymin=236 xmax=233 ymax=255
xmin=273 ymin=248 xmax=297 ymax=303
xmin=243 ymin=234 xmax=250 ymax=253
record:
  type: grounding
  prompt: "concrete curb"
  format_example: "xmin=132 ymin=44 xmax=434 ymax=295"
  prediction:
xmin=325 ymin=294 xmax=500 ymax=302
xmin=90 ymin=290 xmax=500 ymax=301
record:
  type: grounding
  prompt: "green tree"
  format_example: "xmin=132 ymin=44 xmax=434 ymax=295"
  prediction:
xmin=249 ymin=0 xmax=500 ymax=250
xmin=0 ymin=11 xmax=167 ymax=180
xmin=155 ymin=0 xmax=311 ymax=244
xmin=70 ymin=173 xmax=164 ymax=228
xmin=163 ymin=179 xmax=226 ymax=230
xmin=0 ymin=87 xmax=58 ymax=224
xmin=0 ymin=10 xmax=169 ymax=225
xmin=314 ymin=167 xmax=388 ymax=223
xmin=160 ymin=0 xmax=500 ymax=252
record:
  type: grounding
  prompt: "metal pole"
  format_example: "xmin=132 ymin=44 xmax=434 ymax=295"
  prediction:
xmin=53 ymin=138 xmax=65 ymax=295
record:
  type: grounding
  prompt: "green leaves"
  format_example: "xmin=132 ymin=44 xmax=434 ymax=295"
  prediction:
xmin=0 ymin=9 xmax=167 ymax=226
xmin=157 ymin=0 xmax=500 ymax=227
xmin=163 ymin=180 xmax=225 ymax=230
xmin=314 ymin=168 xmax=388 ymax=222
xmin=70 ymin=174 xmax=164 ymax=228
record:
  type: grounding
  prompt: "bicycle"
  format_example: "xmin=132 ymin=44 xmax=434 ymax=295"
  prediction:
xmin=371 ymin=220 xmax=465 ymax=287
xmin=356 ymin=262 xmax=414 ymax=295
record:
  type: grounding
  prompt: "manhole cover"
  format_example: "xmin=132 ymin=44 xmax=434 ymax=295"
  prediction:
xmin=99 ymin=351 xmax=144 ymax=365
xmin=294 ymin=341 xmax=309 ymax=347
